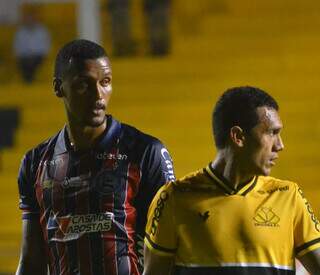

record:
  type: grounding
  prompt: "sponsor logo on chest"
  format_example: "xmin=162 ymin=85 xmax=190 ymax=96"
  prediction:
xmin=48 ymin=212 xmax=114 ymax=241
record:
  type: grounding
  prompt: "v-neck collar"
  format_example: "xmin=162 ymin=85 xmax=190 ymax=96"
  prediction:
xmin=54 ymin=115 xmax=122 ymax=156
xmin=204 ymin=163 xmax=258 ymax=196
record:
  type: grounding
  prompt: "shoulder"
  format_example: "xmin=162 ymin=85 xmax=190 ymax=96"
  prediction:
xmin=169 ymin=169 xmax=211 ymax=194
xmin=119 ymin=122 xmax=166 ymax=157
xmin=21 ymin=131 xmax=61 ymax=171
xmin=121 ymin=122 xmax=163 ymax=146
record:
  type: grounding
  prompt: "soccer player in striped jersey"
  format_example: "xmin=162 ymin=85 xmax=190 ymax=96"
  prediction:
xmin=144 ymin=86 xmax=320 ymax=275
xmin=16 ymin=39 xmax=175 ymax=275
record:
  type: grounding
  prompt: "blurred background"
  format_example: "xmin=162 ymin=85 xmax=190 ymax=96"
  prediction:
xmin=0 ymin=0 xmax=319 ymax=273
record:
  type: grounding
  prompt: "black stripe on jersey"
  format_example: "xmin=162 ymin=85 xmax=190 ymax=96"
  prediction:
xmin=114 ymin=162 xmax=131 ymax=274
xmin=65 ymin=187 xmax=78 ymax=273
xmin=206 ymin=165 xmax=234 ymax=194
xmin=145 ymin=233 xmax=177 ymax=254
xmin=204 ymin=166 xmax=257 ymax=196
xmin=66 ymin=241 xmax=79 ymax=274
xmin=61 ymin=153 xmax=78 ymax=274
xmin=88 ymin=182 xmax=105 ymax=275
xmin=173 ymin=266 xmax=295 ymax=275
xmin=240 ymin=176 xmax=258 ymax=196
xmin=203 ymin=168 xmax=226 ymax=193
xmin=295 ymin=237 xmax=320 ymax=255
xmin=49 ymin=241 xmax=61 ymax=275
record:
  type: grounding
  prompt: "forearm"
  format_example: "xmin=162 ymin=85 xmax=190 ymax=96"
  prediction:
xmin=16 ymin=219 xmax=48 ymax=275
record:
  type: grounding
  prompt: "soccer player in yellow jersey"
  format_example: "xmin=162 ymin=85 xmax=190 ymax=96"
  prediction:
xmin=143 ymin=86 xmax=320 ymax=275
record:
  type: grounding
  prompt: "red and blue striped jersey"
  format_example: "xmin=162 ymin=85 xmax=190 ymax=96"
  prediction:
xmin=18 ymin=115 xmax=175 ymax=275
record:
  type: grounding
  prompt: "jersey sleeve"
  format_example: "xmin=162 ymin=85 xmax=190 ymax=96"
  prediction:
xmin=17 ymin=151 xmax=40 ymax=219
xmin=293 ymin=183 xmax=320 ymax=257
xmin=135 ymin=139 xmax=175 ymax=227
xmin=134 ymin=139 xmax=175 ymax=267
xmin=144 ymin=182 xmax=177 ymax=256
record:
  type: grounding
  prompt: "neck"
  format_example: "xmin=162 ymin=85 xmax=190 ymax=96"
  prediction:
xmin=66 ymin=120 xmax=107 ymax=151
xmin=212 ymin=149 xmax=255 ymax=190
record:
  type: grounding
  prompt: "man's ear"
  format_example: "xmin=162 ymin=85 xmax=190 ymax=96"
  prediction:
xmin=230 ymin=126 xmax=245 ymax=148
xmin=53 ymin=78 xmax=63 ymax=98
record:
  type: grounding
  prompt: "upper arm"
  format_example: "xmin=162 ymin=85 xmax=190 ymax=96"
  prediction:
xmin=135 ymin=140 xmax=175 ymax=269
xmin=16 ymin=219 xmax=48 ymax=275
xmin=135 ymin=140 xmax=175 ymax=235
xmin=16 ymin=152 xmax=47 ymax=274
xmin=297 ymin=248 xmax=320 ymax=274
xmin=144 ymin=183 xmax=177 ymax=273
xmin=143 ymin=244 xmax=174 ymax=275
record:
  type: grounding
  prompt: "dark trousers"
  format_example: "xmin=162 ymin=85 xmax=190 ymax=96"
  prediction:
xmin=17 ymin=55 xmax=43 ymax=83
xmin=144 ymin=3 xmax=170 ymax=56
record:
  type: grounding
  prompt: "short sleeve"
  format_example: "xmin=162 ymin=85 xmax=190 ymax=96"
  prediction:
xmin=144 ymin=183 xmax=177 ymax=256
xmin=135 ymin=140 xmax=176 ymax=233
xmin=133 ymin=138 xmax=176 ymax=269
xmin=143 ymin=139 xmax=175 ymax=185
xmin=17 ymin=152 xmax=40 ymax=219
xmin=293 ymin=184 xmax=320 ymax=257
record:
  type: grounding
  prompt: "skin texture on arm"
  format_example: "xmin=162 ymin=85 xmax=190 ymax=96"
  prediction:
xmin=16 ymin=219 xmax=48 ymax=275
xmin=143 ymin=245 xmax=174 ymax=275
xmin=298 ymin=248 xmax=320 ymax=274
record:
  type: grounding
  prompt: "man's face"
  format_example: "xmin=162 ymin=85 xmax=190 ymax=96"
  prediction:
xmin=243 ymin=106 xmax=284 ymax=176
xmin=61 ymin=56 xmax=112 ymax=127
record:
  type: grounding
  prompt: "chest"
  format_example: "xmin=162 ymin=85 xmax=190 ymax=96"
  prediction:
xmin=175 ymin=191 xmax=295 ymax=257
xmin=35 ymin=150 xmax=141 ymax=213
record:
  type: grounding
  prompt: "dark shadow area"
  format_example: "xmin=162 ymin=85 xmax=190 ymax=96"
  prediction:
xmin=0 ymin=108 xmax=20 ymax=170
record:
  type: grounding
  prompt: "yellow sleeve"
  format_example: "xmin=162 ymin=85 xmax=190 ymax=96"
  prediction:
xmin=294 ymin=183 xmax=320 ymax=257
xmin=144 ymin=182 xmax=177 ymax=256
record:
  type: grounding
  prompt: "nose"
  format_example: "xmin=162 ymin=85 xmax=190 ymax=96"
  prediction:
xmin=95 ymin=83 xmax=103 ymax=100
xmin=275 ymin=134 xmax=284 ymax=152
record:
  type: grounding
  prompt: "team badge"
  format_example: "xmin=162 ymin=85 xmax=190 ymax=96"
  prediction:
xmin=253 ymin=207 xmax=280 ymax=227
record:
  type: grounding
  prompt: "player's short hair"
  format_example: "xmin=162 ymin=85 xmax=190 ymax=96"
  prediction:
xmin=54 ymin=39 xmax=108 ymax=79
xmin=212 ymin=86 xmax=279 ymax=149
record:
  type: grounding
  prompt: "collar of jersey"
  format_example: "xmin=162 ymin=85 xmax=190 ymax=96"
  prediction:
xmin=204 ymin=163 xmax=257 ymax=196
xmin=54 ymin=115 xmax=121 ymax=155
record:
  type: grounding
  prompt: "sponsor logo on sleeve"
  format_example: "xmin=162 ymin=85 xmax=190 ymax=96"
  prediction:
xmin=150 ymin=191 xmax=168 ymax=236
xmin=298 ymin=188 xmax=320 ymax=232
xmin=160 ymin=148 xmax=175 ymax=181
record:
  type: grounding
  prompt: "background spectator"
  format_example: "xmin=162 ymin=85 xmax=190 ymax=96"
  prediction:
xmin=144 ymin=0 xmax=171 ymax=56
xmin=107 ymin=0 xmax=136 ymax=56
xmin=13 ymin=11 xmax=50 ymax=83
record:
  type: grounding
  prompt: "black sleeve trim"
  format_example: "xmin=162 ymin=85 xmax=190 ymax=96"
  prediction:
xmin=295 ymin=237 xmax=320 ymax=255
xmin=145 ymin=233 xmax=177 ymax=253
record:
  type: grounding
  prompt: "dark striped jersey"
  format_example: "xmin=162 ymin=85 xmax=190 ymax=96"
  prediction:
xmin=18 ymin=115 xmax=175 ymax=275
xmin=145 ymin=163 xmax=320 ymax=275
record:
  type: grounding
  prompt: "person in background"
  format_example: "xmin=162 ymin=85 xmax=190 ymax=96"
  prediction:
xmin=143 ymin=0 xmax=171 ymax=56
xmin=107 ymin=0 xmax=136 ymax=56
xmin=144 ymin=86 xmax=320 ymax=275
xmin=13 ymin=11 xmax=50 ymax=83
xmin=16 ymin=39 xmax=175 ymax=275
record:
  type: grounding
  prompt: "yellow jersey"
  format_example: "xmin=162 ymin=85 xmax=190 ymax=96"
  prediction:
xmin=145 ymin=164 xmax=320 ymax=274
